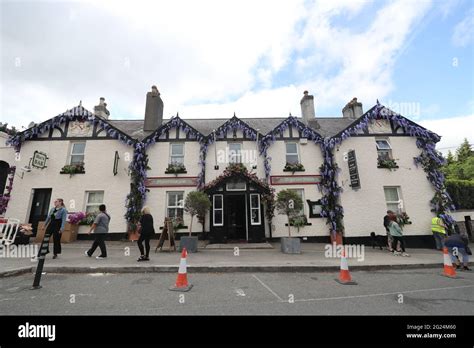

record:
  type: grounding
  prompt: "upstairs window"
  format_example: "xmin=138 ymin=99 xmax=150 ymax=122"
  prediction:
xmin=285 ymin=142 xmax=299 ymax=164
xmin=228 ymin=143 xmax=242 ymax=164
xmin=170 ymin=143 xmax=184 ymax=164
xmin=70 ymin=142 xmax=86 ymax=165
xmin=375 ymin=139 xmax=392 ymax=161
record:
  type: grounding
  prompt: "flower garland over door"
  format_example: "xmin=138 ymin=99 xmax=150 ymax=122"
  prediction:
xmin=0 ymin=166 xmax=16 ymax=215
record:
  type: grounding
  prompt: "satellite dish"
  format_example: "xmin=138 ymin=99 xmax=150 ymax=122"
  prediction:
xmin=28 ymin=122 xmax=36 ymax=129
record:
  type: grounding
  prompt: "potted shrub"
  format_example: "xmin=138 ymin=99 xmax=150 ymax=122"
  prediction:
xmin=181 ymin=191 xmax=211 ymax=253
xmin=276 ymin=189 xmax=303 ymax=254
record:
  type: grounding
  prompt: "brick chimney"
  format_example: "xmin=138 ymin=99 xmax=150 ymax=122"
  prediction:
xmin=300 ymin=91 xmax=315 ymax=124
xmin=144 ymin=85 xmax=164 ymax=132
xmin=94 ymin=97 xmax=110 ymax=119
xmin=342 ymin=97 xmax=363 ymax=119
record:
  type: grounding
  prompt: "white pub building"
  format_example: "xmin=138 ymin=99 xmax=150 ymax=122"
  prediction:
xmin=0 ymin=87 xmax=453 ymax=246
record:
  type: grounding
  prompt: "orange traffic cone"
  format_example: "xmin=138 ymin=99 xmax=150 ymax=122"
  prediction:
xmin=335 ymin=249 xmax=357 ymax=285
xmin=441 ymin=247 xmax=458 ymax=278
xmin=169 ymin=248 xmax=193 ymax=292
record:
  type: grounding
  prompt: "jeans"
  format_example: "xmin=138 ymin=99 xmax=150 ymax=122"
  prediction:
xmin=392 ymin=236 xmax=405 ymax=253
xmin=433 ymin=232 xmax=446 ymax=250
xmin=87 ymin=234 xmax=107 ymax=257
xmin=137 ymin=233 xmax=151 ymax=257
xmin=448 ymin=247 xmax=469 ymax=266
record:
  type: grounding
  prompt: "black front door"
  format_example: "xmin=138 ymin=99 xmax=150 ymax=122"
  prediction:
xmin=28 ymin=188 xmax=52 ymax=235
xmin=225 ymin=194 xmax=246 ymax=241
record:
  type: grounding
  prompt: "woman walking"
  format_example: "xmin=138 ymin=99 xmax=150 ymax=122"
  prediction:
xmin=137 ymin=206 xmax=155 ymax=261
xmin=388 ymin=214 xmax=410 ymax=257
xmin=44 ymin=198 xmax=68 ymax=259
xmin=85 ymin=204 xmax=110 ymax=259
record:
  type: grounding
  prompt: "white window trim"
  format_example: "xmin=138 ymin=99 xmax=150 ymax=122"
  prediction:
xmin=250 ymin=193 xmax=261 ymax=225
xmin=169 ymin=143 xmax=185 ymax=164
xmin=375 ymin=139 xmax=392 ymax=150
xmin=213 ymin=194 xmax=224 ymax=226
xmin=384 ymin=186 xmax=403 ymax=213
xmin=228 ymin=142 xmax=242 ymax=164
xmin=289 ymin=188 xmax=305 ymax=215
xmin=285 ymin=142 xmax=300 ymax=163
xmin=85 ymin=191 xmax=104 ymax=213
xmin=166 ymin=191 xmax=184 ymax=218
xmin=69 ymin=142 xmax=86 ymax=165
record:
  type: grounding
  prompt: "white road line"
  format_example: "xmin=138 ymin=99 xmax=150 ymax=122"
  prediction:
xmin=293 ymin=284 xmax=474 ymax=303
xmin=251 ymin=274 xmax=283 ymax=302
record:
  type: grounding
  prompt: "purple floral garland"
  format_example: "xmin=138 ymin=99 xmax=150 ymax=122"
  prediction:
xmin=259 ymin=116 xmax=324 ymax=180
xmin=0 ymin=166 xmax=16 ymax=215
xmin=330 ymin=101 xmax=455 ymax=229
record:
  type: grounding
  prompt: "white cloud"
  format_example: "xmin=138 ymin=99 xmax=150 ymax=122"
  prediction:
xmin=419 ymin=115 xmax=474 ymax=154
xmin=1 ymin=0 xmax=436 ymax=127
xmin=452 ymin=8 xmax=474 ymax=47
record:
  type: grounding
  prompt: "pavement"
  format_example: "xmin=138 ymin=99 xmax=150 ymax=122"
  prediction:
xmin=1 ymin=240 xmax=471 ymax=277
xmin=1 ymin=269 xmax=473 ymax=315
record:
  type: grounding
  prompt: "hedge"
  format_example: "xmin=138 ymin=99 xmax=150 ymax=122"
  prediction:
xmin=446 ymin=179 xmax=474 ymax=210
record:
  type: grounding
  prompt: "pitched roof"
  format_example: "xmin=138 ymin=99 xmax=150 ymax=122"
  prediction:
xmin=108 ymin=116 xmax=353 ymax=140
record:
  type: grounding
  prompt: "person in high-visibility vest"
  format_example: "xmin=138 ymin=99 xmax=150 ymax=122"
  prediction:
xmin=431 ymin=215 xmax=446 ymax=250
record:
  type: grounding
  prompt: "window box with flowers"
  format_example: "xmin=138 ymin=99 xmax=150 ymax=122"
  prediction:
xmin=377 ymin=158 xmax=399 ymax=170
xmin=60 ymin=163 xmax=85 ymax=176
xmin=165 ymin=162 xmax=187 ymax=174
xmin=283 ymin=162 xmax=305 ymax=173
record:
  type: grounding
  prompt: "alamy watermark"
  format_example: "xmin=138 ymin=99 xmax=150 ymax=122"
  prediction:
xmin=216 ymin=148 xmax=258 ymax=166
xmin=324 ymin=243 xmax=365 ymax=262
xmin=0 ymin=244 xmax=38 ymax=259
xmin=382 ymin=100 xmax=420 ymax=118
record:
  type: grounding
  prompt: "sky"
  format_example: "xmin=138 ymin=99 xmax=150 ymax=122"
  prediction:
xmin=1 ymin=0 xmax=473 ymax=153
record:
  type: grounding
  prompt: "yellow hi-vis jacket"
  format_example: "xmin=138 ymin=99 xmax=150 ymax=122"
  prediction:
xmin=431 ymin=217 xmax=446 ymax=234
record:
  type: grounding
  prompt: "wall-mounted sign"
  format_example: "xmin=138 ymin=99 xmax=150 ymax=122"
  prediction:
xmin=31 ymin=151 xmax=48 ymax=169
xmin=347 ymin=149 xmax=360 ymax=189
xmin=145 ymin=177 xmax=198 ymax=188
xmin=270 ymin=175 xmax=321 ymax=186
xmin=113 ymin=151 xmax=119 ymax=176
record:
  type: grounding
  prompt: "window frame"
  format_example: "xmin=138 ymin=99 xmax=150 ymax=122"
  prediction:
xmin=288 ymin=188 xmax=305 ymax=216
xmin=69 ymin=142 xmax=86 ymax=165
xmin=250 ymin=193 xmax=261 ymax=225
xmin=213 ymin=194 xmax=224 ymax=226
xmin=285 ymin=142 xmax=300 ymax=164
xmin=169 ymin=143 xmax=185 ymax=165
xmin=383 ymin=186 xmax=403 ymax=213
xmin=85 ymin=191 xmax=104 ymax=214
xmin=375 ymin=139 xmax=392 ymax=161
xmin=228 ymin=142 xmax=242 ymax=164
xmin=166 ymin=191 xmax=184 ymax=219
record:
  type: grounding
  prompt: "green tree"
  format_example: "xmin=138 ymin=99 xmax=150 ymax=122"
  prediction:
xmin=455 ymin=138 xmax=473 ymax=163
xmin=184 ymin=191 xmax=211 ymax=236
xmin=275 ymin=190 xmax=303 ymax=237
xmin=446 ymin=150 xmax=455 ymax=165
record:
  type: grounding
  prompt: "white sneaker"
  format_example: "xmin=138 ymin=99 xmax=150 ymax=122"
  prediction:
xmin=393 ymin=251 xmax=401 ymax=256
xmin=96 ymin=256 xmax=106 ymax=260
xmin=402 ymin=252 xmax=410 ymax=257
xmin=85 ymin=250 xmax=91 ymax=257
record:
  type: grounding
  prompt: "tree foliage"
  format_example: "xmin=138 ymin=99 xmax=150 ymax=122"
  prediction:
xmin=275 ymin=189 xmax=303 ymax=237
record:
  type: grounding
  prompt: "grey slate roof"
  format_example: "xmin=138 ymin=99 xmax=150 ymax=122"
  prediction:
xmin=108 ymin=116 xmax=355 ymax=140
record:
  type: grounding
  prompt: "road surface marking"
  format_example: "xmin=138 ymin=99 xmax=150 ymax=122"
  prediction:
xmin=251 ymin=274 xmax=283 ymax=302
xmin=234 ymin=289 xmax=246 ymax=297
xmin=293 ymin=284 xmax=474 ymax=303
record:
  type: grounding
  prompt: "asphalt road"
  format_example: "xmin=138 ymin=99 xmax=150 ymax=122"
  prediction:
xmin=1 ymin=269 xmax=473 ymax=315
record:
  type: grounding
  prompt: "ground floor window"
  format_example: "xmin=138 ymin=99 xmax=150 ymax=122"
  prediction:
xmin=85 ymin=191 xmax=104 ymax=213
xmin=213 ymin=194 xmax=224 ymax=226
xmin=167 ymin=191 xmax=184 ymax=219
xmin=384 ymin=186 xmax=403 ymax=213
xmin=250 ymin=194 xmax=261 ymax=225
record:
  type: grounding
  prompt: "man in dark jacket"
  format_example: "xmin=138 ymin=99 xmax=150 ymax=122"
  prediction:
xmin=445 ymin=233 xmax=471 ymax=271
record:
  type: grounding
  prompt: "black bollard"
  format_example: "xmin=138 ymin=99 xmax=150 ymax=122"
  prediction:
xmin=30 ymin=232 xmax=51 ymax=290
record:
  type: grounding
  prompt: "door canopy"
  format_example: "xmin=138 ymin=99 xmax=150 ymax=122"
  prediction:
xmin=202 ymin=163 xmax=275 ymax=221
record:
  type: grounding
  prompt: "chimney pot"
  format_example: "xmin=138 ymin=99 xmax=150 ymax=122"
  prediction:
xmin=94 ymin=97 xmax=110 ymax=119
xmin=342 ymin=97 xmax=363 ymax=119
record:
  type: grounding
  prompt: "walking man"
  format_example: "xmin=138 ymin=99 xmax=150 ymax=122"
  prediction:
xmin=85 ymin=204 xmax=110 ymax=259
